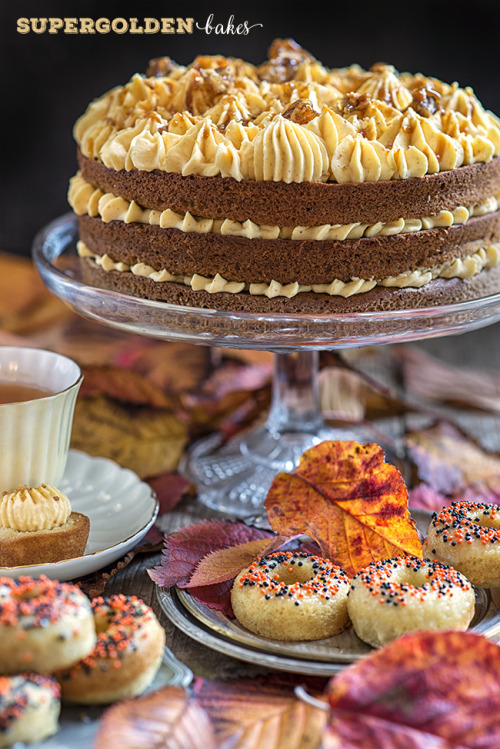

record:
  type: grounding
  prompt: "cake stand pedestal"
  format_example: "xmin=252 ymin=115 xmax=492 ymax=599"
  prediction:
xmin=34 ymin=214 xmax=500 ymax=517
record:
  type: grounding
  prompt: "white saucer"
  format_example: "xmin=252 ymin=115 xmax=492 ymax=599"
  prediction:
xmin=0 ymin=450 xmax=159 ymax=581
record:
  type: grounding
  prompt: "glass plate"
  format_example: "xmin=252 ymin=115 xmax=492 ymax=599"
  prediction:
xmin=0 ymin=450 xmax=159 ymax=581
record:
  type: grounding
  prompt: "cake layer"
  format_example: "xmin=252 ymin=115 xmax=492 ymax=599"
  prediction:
xmin=78 ymin=212 xmax=500 ymax=285
xmin=78 ymin=153 xmax=500 ymax=226
xmin=80 ymin=257 xmax=500 ymax=313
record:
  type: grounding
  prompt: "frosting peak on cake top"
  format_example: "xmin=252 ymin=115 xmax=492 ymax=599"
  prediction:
xmin=74 ymin=38 xmax=500 ymax=183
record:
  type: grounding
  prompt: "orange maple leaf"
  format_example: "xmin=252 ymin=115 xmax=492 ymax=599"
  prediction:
xmin=265 ymin=441 xmax=421 ymax=577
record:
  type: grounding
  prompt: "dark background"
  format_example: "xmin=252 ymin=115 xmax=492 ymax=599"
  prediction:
xmin=3 ymin=0 xmax=500 ymax=255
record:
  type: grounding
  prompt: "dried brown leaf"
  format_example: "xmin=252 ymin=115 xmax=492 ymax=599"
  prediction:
xmin=0 ymin=253 xmax=72 ymax=333
xmin=71 ymin=395 xmax=187 ymax=478
xmin=79 ymin=365 xmax=172 ymax=408
xmin=94 ymin=685 xmax=217 ymax=749
xmin=400 ymin=345 xmax=500 ymax=413
xmin=197 ymin=677 xmax=327 ymax=749
xmin=406 ymin=420 xmax=500 ymax=498
xmin=117 ymin=341 xmax=213 ymax=394
xmin=186 ymin=535 xmax=290 ymax=588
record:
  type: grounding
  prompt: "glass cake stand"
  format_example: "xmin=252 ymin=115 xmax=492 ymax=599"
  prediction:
xmin=33 ymin=214 xmax=500 ymax=517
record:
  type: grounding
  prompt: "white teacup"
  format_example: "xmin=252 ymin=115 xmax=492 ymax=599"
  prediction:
xmin=0 ymin=347 xmax=83 ymax=491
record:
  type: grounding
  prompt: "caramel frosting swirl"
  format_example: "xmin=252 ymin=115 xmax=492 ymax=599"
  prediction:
xmin=74 ymin=41 xmax=500 ymax=183
xmin=0 ymin=484 xmax=71 ymax=532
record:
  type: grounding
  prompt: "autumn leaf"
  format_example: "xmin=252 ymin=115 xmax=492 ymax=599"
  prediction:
xmin=79 ymin=365 xmax=173 ymax=408
xmin=148 ymin=519 xmax=275 ymax=614
xmin=71 ymin=394 xmax=187 ymax=478
xmin=406 ymin=421 xmax=500 ymax=499
xmin=94 ymin=685 xmax=217 ymax=749
xmin=149 ymin=519 xmax=273 ymax=587
xmin=148 ymin=473 xmax=196 ymax=515
xmin=116 ymin=340 xmax=213 ymax=394
xmin=186 ymin=534 xmax=290 ymax=588
xmin=182 ymin=358 xmax=271 ymax=437
xmin=197 ymin=675 xmax=327 ymax=749
xmin=400 ymin=345 xmax=500 ymax=414
xmin=265 ymin=441 xmax=421 ymax=577
xmin=407 ymin=483 xmax=452 ymax=512
xmin=324 ymin=630 xmax=500 ymax=748
xmin=0 ymin=252 xmax=72 ymax=334
xmin=320 ymin=350 xmax=409 ymax=422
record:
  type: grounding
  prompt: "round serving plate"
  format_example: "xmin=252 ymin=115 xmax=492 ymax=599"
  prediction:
xmin=0 ymin=450 xmax=159 ymax=581
xmin=33 ymin=214 xmax=500 ymax=353
xmin=156 ymin=510 xmax=500 ymax=676
xmin=157 ymin=585 xmax=499 ymax=678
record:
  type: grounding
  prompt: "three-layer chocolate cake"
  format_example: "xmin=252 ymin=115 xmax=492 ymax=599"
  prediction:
xmin=69 ymin=40 xmax=500 ymax=313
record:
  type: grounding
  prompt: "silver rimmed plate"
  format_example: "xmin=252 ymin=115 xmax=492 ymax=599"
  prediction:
xmin=157 ymin=585 xmax=498 ymax=676
xmin=0 ymin=450 xmax=159 ymax=581
xmin=156 ymin=510 xmax=500 ymax=675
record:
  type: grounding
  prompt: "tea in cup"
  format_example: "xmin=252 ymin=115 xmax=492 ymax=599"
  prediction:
xmin=0 ymin=346 xmax=82 ymax=491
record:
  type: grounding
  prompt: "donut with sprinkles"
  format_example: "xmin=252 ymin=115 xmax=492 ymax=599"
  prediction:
xmin=0 ymin=575 xmax=95 ymax=675
xmin=231 ymin=551 xmax=351 ymax=641
xmin=0 ymin=674 xmax=60 ymax=747
xmin=347 ymin=556 xmax=475 ymax=648
xmin=56 ymin=594 xmax=166 ymax=704
xmin=423 ymin=501 xmax=500 ymax=587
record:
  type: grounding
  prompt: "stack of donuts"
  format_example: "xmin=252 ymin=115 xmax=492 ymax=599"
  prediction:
xmin=0 ymin=575 xmax=165 ymax=746
xmin=231 ymin=501 xmax=500 ymax=648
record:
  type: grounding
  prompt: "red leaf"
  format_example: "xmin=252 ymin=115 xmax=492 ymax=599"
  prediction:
xmin=325 ymin=631 xmax=500 ymax=749
xmin=186 ymin=535 xmax=291 ymax=587
xmin=148 ymin=473 xmax=195 ymax=515
xmin=188 ymin=579 xmax=235 ymax=615
xmin=148 ymin=519 xmax=273 ymax=588
xmin=94 ymin=685 xmax=217 ymax=749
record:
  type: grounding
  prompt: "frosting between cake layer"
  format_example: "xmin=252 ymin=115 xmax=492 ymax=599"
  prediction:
xmin=78 ymin=241 xmax=500 ymax=299
xmin=69 ymin=173 xmax=500 ymax=240
xmin=0 ymin=485 xmax=71 ymax=532
xmin=73 ymin=44 xmax=500 ymax=183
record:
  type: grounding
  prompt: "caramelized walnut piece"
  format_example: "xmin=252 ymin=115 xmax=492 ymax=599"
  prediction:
xmin=282 ymin=99 xmax=318 ymax=125
xmin=192 ymin=55 xmax=256 ymax=80
xmin=412 ymin=85 xmax=443 ymax=117
xmin=370 ymin=62 xmax=397 ymax=75
xmin=182 ymin=67 xmax=233 ymax=114
xmin=192 ymin=55 xmax=233 ymax=70
xmin=146 ymin=56 xmax=180 ymax=78
xmin=340 ymin=92 xmax=373 ymax=115
xmin=257 ymin=38 xmax=316 ymax=83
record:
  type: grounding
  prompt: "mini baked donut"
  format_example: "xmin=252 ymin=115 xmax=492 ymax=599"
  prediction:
xmin=0 ymin=674 xmax=60 ymax=747
xmin=57 ymin=594 xmax=166 ymax=704
xmin=423 ymin=501 xmax=500 ymax=587
xmin=347 ymin=556 xmax=475 ymax=648
xmin=0 ymin=575 xmax=95 ymax=675
xmin=231 ymin=551 xmax=351 ymax=641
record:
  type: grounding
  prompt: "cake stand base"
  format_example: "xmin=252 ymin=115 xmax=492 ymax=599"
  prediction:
xmin=182 ymin=349 xmax=362 ymax=517
xmin=183 ymin=422 xmax=359 ymax=517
